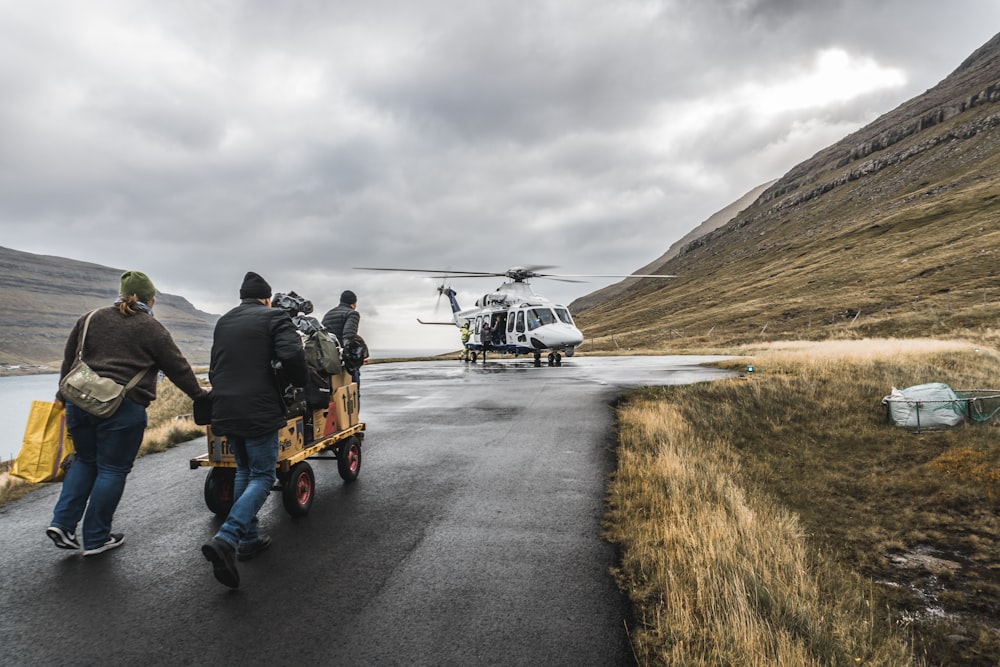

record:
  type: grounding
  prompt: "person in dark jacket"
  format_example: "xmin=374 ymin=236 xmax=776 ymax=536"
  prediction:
xmin=490 ymin=315 xmax=504 ymax=345
xmin=201 ymin=271 xmax=307 ymax=588
xmin=321 ymin=289 xmax=365 ymax=394
xmin=47 ymin=270 xmax=209 ymax=557
xmin=321 ymin=289 xmax=360 ymax=344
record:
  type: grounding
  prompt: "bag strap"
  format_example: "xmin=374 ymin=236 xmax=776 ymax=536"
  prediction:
xmin=75 ymin=309 xmax=152 ymax=391
xmin=123 ymin=366 xmax=151 ymax=392
xmin=75 ymin=310 xmax=99 ymax=361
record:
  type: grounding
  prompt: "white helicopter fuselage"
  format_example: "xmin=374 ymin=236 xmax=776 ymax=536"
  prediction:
xmin=359 ymin=263 xmax=673 ymax=365
xmin=450 ymin=281 xmax=584 ymax=359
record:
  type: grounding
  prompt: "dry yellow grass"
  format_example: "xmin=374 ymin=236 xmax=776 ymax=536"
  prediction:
xmin=741 ymin=337 xmax=979 ymax=359
xmin=137 ymin=379 xmax=205 ymax=454
xmin=606 ymin=400 xmax=913 ymax=665
xmin=0 ymin=469 xmax=31 ymax=505
xmin=605 ymin=338 xmax=1000 ymax=666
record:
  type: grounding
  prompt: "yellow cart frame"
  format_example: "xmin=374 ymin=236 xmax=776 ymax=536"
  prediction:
xmin=190 ymin=419 xmax=366 ymax=517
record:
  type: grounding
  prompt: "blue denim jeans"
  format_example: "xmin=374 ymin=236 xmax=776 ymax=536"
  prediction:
xmin=214 ymin=431 xmax=278 ymax=549
xmin=51 ymin=398 xmax=147 ymax=550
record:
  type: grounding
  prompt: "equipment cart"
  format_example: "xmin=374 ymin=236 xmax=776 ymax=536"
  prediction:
xmin=190 ymin=379 xmax=363 ymax=518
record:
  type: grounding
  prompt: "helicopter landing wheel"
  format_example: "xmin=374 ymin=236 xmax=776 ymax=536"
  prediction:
xmin=470 ymin=352 xmax=477 ymax=363
xmin=547 ymin=353 xmax=555 ymax=366
xmin=534 ymin=352 xmax=542 ymax=367
xmin=554 ymin=352 xmax=562 ymax=366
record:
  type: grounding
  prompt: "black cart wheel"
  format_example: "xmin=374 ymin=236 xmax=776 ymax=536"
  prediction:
xmin=204 ymin=467 xmax=236 ymax=516
xmin=281 ymin=461 xmax=315 ymax=517
xmin=337 ymin=435 xmax=362 ymax=482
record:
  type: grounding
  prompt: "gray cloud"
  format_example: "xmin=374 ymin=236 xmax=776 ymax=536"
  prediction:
xmin=2 ymin=0 xmax=998 ymax=350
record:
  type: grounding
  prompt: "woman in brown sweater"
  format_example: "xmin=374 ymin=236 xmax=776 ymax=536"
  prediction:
xmin=46 ymin=270 xmax=209 ymax=556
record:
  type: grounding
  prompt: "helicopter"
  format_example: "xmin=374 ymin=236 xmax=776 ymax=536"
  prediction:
xmin=356 ymin=265 xmax=675 ymax=366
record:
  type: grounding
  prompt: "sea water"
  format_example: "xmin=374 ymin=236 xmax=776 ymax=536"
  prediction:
xmin=1 ymin=374 xmax=60 ymax=462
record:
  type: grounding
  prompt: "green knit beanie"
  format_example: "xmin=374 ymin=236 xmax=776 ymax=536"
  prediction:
xmin=120 ymin=270 xmax=156 ymax=302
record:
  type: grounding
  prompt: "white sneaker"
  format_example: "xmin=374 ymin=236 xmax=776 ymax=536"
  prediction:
xmin=83 ymin=533 xmax=125 ymax=556
xmin=46 ymin=526 xmax=81 ymax=550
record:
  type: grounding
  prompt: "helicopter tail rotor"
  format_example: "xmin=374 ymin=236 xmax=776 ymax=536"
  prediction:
xmin=434 ymin=281 xmax=448 ymax=314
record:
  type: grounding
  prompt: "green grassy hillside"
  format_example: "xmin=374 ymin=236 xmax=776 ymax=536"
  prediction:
xmin=575 ymin=33 xmax=1000 ymax=350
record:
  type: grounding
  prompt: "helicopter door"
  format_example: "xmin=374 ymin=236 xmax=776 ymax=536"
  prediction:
xmin=514 ymin=309 xmax=526 ymax=342
xmin=486 ymin=312 xmax=506 ymax=344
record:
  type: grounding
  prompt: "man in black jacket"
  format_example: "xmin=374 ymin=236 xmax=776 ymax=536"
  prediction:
xmin=321 ymin=289 xmax=360 ymax=345
xmin=201 ymin=271 xmax=307 ymax=588
xmin=322 ymin=289 xmax=365 ymax=395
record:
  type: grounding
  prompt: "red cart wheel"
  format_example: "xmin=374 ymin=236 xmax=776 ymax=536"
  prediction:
xmin=281 ymin=461 xmax=315 ymax=517
xmin=204 ymin=467 xmax=235 ymax=516
xmin=337 ymin=435 xmax=362 ymax=482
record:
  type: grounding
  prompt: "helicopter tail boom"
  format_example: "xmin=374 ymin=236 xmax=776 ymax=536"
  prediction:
xmin=441 ymin=287 xmax=461 ymax=314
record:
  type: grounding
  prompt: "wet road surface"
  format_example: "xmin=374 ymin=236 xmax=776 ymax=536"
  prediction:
xmin=0 ymin=355 xmax=732 ymax=666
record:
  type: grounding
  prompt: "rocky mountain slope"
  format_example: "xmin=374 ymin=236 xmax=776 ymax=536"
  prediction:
xmin=0 ymin=246 xmax=217 ymax=367
xmin=574 ymin=32 xmax=1000 ymax=349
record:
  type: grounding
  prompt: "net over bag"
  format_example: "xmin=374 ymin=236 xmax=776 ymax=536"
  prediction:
xmin=10 ymin=400 xmax=76 ymax=483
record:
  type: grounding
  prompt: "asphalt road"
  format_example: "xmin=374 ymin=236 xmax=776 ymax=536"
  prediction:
xmin=0 ymin=355 xmax=733 ymax=667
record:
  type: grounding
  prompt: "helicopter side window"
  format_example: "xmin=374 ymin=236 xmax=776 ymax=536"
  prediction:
xmin=515 ymin=310 xmax=525 ymax=333
xmin=507 ymin=311 xmax=516 ymax=333
xmin=555 ymin=308 xmax=574 ymax=325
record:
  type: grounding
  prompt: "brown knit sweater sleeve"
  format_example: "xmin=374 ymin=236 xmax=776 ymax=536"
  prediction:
xmin=150 ymin=322 xmax=207 ymax=400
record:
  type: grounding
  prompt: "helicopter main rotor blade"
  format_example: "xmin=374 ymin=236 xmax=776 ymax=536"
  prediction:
xmin=353 ymin=266 xmax=676 ymax=281
xmin=354 ymin=266 xmax=504 ymax=277
xmin=531 ymin=273 xmax=677 ymax=279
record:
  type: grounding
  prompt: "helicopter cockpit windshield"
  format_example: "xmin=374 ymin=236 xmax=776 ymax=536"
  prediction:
xmin=554 ymin=308 xmax=573 ymax=325
xmin=526 ymin=307 xmax=556 ymax=331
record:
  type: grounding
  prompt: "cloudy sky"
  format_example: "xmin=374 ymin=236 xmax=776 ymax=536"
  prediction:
xmin=2 ymin=1 xmax=998 ymax=352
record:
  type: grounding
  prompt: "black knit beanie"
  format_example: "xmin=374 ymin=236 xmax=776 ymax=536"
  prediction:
xmin=340 ymin=290 xmax=357 ymax=305
xmin=240 ymin=272 xmax=272 ymax=299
